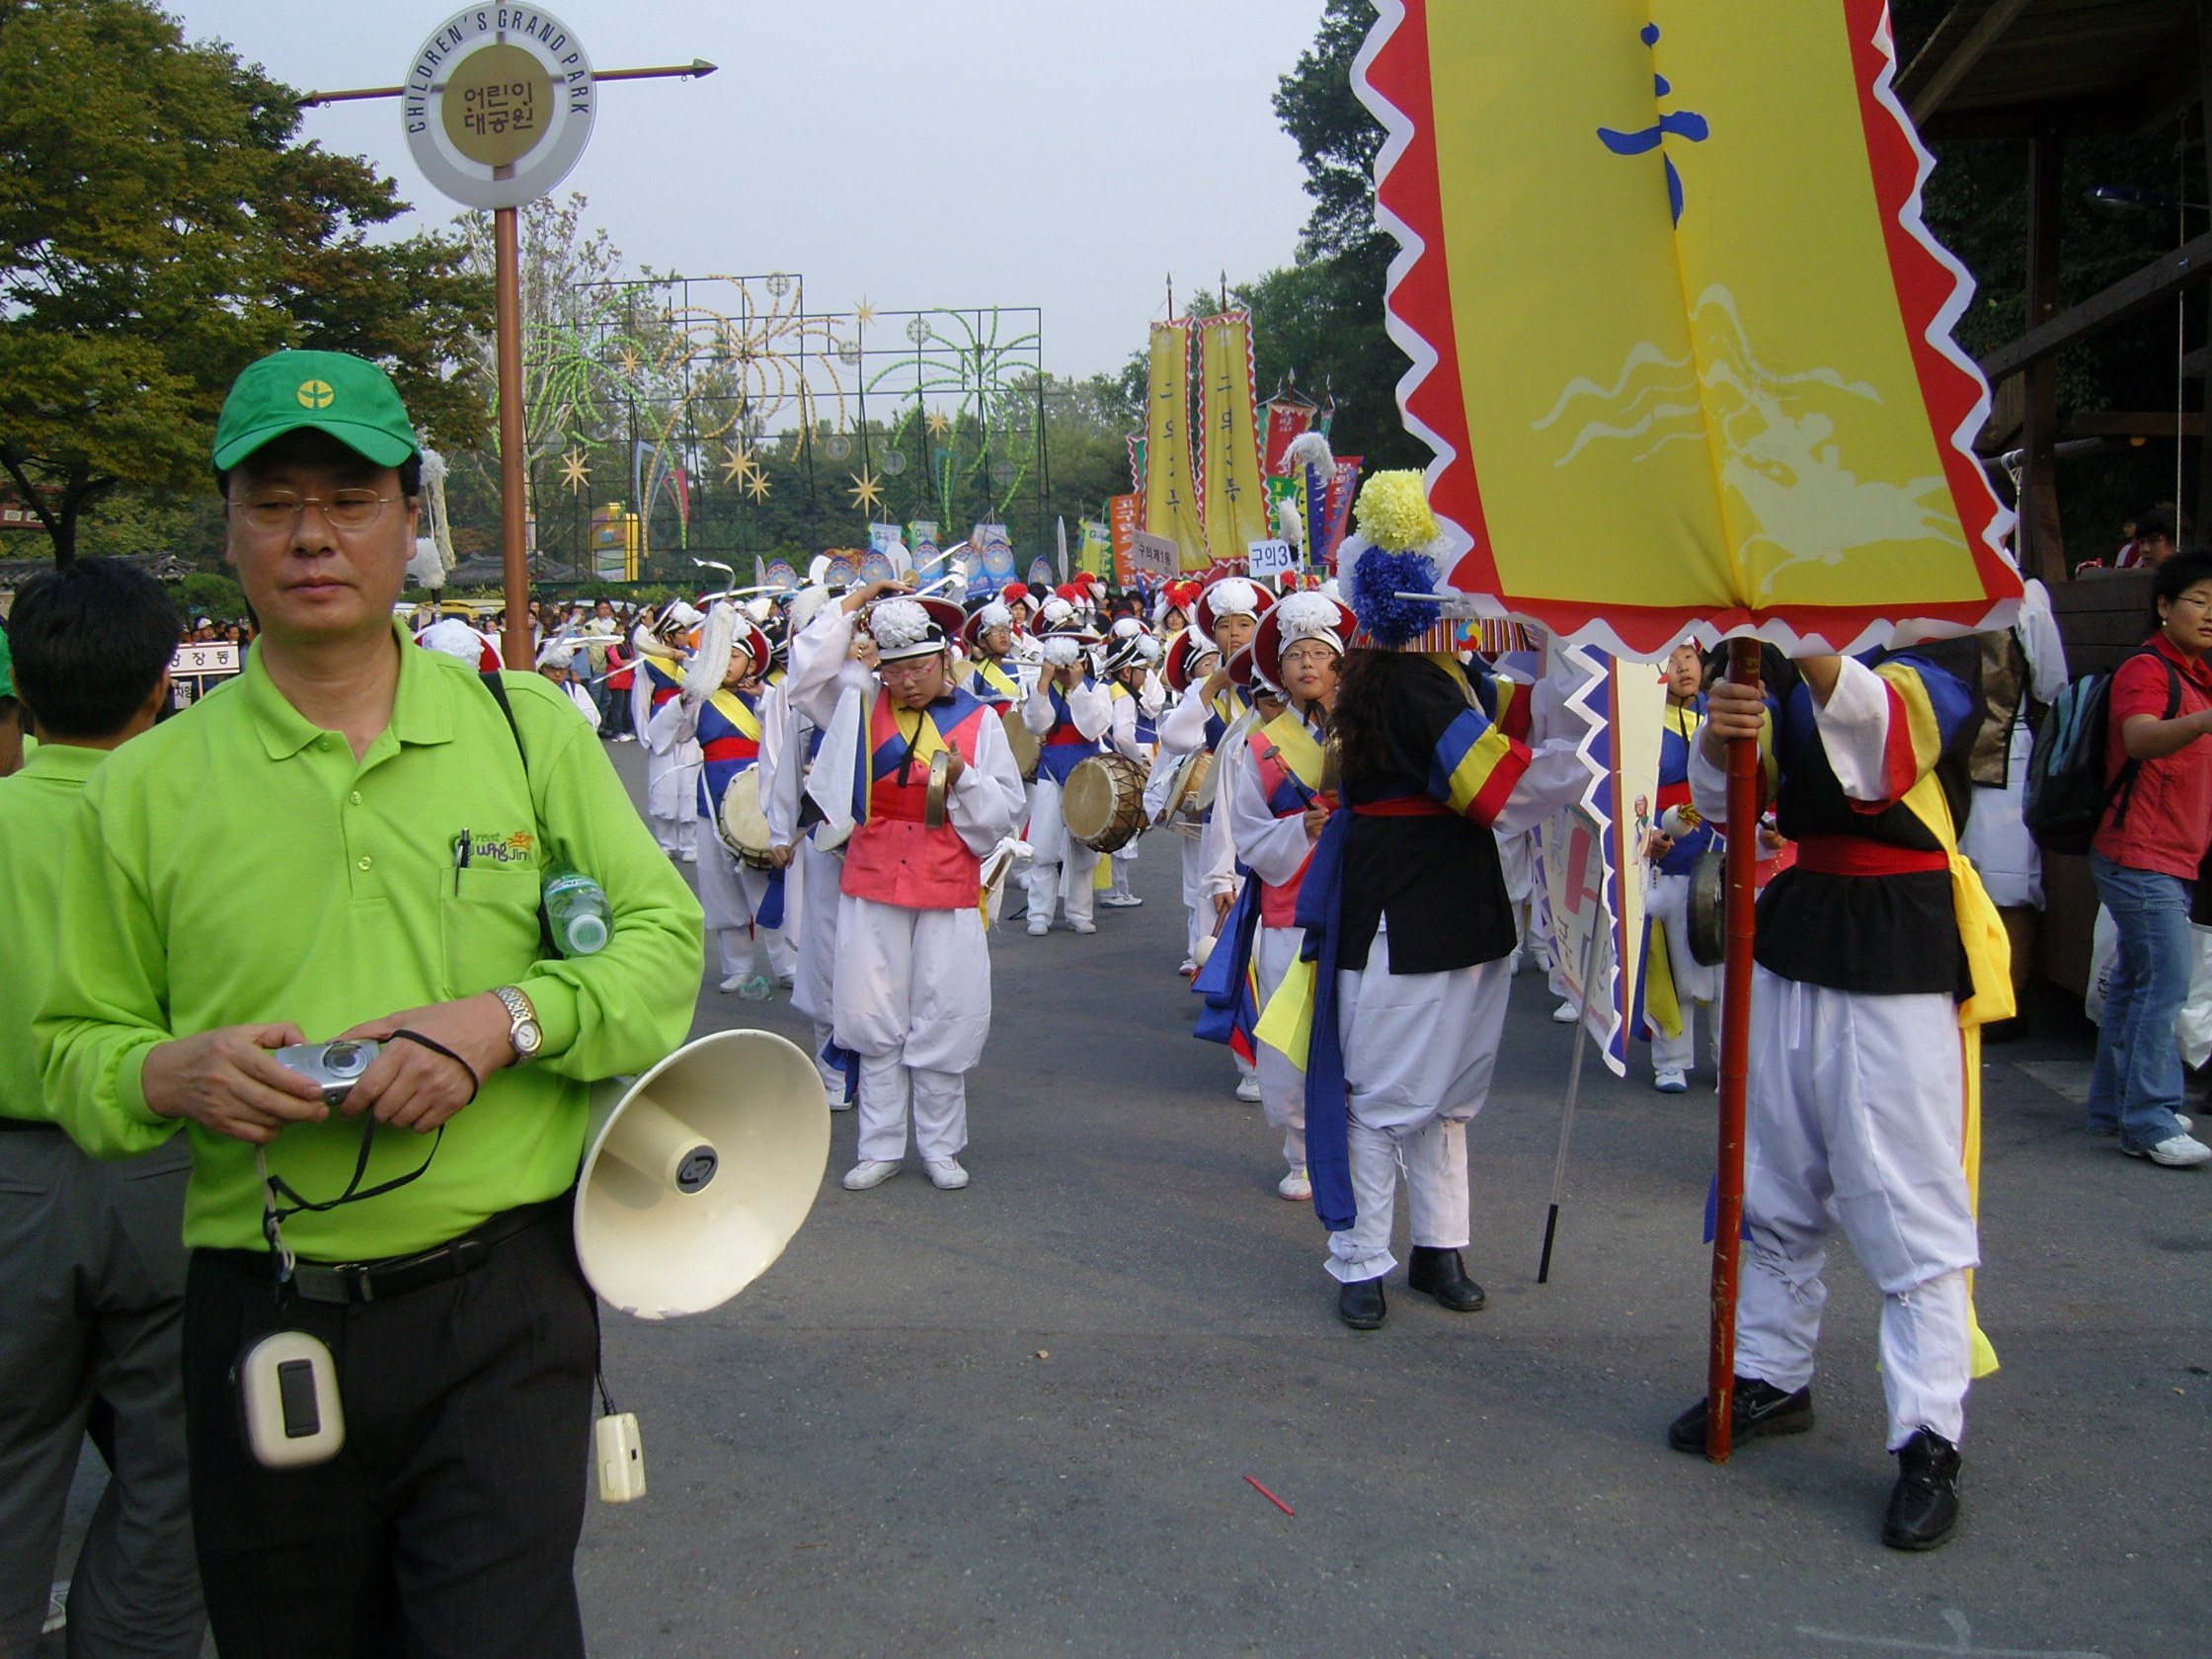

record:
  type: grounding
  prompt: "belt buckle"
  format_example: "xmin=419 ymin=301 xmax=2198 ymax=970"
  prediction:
xmin=290 ymin=1261 xmax=358 ymax=1304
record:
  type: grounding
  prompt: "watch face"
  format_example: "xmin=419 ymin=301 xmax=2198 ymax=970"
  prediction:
xmin=514 ymin=1019 xmax=542 ymax=1055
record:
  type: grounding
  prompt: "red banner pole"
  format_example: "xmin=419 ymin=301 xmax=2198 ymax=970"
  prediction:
xmin=1705 ymin=635 xmax=1763 ymax=1462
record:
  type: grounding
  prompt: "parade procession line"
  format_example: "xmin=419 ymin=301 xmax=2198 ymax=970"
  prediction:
xmin=565 ymin=742 xmax=2207 ymax=1659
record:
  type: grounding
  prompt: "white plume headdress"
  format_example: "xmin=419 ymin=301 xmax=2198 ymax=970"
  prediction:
xmin=1041 ymin=634 xmax=1082 ymax=669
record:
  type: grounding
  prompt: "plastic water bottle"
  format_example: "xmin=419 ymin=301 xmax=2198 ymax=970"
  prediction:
xmin=544 ymin=868 xmax=610 ymax=956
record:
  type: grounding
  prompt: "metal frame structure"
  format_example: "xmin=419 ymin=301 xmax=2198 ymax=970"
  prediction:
xmin=526 ymin=273 xmax=1047 ymax=578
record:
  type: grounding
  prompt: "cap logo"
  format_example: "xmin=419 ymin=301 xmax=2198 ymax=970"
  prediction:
xmin=296 ymin=379 xmax=335 ymax=410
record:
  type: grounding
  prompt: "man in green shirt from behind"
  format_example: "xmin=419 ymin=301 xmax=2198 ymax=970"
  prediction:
xmin=1 ymin=560 xmax=203 ymax=1659
xmin=38 ymin=350 xmax=704 ymax=1659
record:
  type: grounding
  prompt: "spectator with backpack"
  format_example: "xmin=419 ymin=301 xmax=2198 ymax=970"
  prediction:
xmin=2087 ymin=551 xmax=2212 ymax=1166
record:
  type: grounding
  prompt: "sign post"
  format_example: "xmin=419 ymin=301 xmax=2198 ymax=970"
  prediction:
xmin=304 ymin=16 xmax=712 ymax=671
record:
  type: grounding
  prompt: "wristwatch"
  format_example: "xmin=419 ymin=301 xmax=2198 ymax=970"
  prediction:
xmin=492 ymin=986 xmax=542 ymax=1066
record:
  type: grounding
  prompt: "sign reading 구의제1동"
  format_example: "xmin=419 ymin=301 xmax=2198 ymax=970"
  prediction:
xmin=405 ymin=7 xmax=595 ymax=210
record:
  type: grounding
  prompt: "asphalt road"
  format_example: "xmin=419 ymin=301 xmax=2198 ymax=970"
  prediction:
xmin=579 ymin=738 xmax=2210 ymax=1659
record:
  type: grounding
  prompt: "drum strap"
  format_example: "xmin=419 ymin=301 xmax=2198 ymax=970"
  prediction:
xmin=477 ymin=672 xmax=558 ymax=961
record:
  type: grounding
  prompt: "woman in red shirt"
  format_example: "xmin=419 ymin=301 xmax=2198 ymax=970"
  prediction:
xmin=2088 ymin=551 xmax=2212 ymax=1166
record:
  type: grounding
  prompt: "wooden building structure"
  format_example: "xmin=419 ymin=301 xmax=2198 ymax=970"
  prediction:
xmin=1900 ymin=0 xmax=2208 ymax=584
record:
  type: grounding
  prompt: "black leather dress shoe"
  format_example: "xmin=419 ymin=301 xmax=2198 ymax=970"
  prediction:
xmin=1405 ymin=1246 xmax=1486 ymax=1311
xmin=1882 ymin=1428 xmax=1962 ymax=1550
xmin=1336 ymin=1276 xmax=1386 ymax=1330
xmin=1665 ymin=1377 xmax=1814 ymax=1453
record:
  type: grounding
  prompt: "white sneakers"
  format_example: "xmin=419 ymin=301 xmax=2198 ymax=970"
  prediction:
xmin=1654 ymin=1068 xmax=1689 ymax=1094
xmin=679 ymin=846 xmax=697 ymax=864
xmin=1234 ymin=1073 xmax=1263 ymax=1104
xmin=1100 ymin=892 xmax=1144 ymax=908
xmin=2126 ymin=1134 xmax=2212 ymax=1168
xmin=1278 ymin=1165 xmax=1311 ymax=1201
xmin=1070 ymin=919 xmax=1097 ymax=935
xmin=1552 ymin=999 xmax=1579 ymax=1024
xmin=717 ymin=974 xmax=747 ymax=993
xmin=1026 ymin=916 xmax=1051 ymax=937
xmin=843 ymin=1158 xmax=971 ymax=1188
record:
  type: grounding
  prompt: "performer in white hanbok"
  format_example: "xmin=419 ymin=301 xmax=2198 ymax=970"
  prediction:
xmin=1149 ymin=629 xmax=1227 ymax=972
xmin=635 ymin=601 xmax=703 ymax=858
xmin=1255 ymin=495 xmax=1586 ymax=1335
xmin=647 ymin=604 xmax=791 ymax=994
xmin=1101 ymin=622 xmax=1163 ymax=908
xmin=785 ymin=584 xmax=1026 ymax=1190
xmin=1672 ymin=635 xmax=2005 ymax=1553
xmin=760 ymin=588 xmax=853 ymax=1106
xmin=1019 ymin=609 xmax=1111 ymax=936
xmin=1215 ymin=594 xmax=1354 ymax=1200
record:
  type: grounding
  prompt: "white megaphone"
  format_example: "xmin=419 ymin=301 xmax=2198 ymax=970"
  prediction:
xmin=576 ymin=1030 xmax=830 ymax=1321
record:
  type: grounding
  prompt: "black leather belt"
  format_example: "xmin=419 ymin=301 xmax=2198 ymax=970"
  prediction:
xmin=283 ymin=1196 xmax=567 ymax=1305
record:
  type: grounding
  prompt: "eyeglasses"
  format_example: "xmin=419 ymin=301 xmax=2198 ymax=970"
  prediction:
xmin=877 ymin=657 xmax=942 ymax=681
xmin=231 ymin=490 xmax=402 ymax=533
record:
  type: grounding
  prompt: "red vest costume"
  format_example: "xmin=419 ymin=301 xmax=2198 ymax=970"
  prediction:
xmin=841 ymin=689 xmax=992 ymax=910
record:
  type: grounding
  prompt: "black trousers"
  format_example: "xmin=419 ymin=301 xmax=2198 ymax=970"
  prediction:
xmin=182 ymin=1209 xmax=598 ymax=1659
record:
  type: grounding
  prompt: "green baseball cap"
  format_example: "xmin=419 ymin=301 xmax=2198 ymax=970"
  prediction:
xmin=211 ymin=350 xmax=420 ymax=472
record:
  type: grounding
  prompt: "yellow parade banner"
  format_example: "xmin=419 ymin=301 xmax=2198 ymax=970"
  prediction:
xmin=1143 ymin=322 xmax=1208 ymax=572
xmin=1357 ymin=0 xmax=2019 ymax=653
xmin=1196 ymin=312 xmax=1271 ymax=565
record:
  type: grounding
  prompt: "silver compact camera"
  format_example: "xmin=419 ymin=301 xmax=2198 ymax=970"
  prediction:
xmin=272 ymin=1040 xmax=381 ymax=1107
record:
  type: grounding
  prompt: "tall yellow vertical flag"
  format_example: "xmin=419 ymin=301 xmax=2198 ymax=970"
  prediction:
xmin=1143 ymin=322 xmax=1209 ymax=572
xmin=1355 ymin=0 xmax=2018 ymax=653
xmin=1197 ymin=312 xmax=1271 ymax=563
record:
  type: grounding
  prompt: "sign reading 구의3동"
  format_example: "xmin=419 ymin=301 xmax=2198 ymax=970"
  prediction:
xmin=405 ymin=8 xmax=596 ymax=210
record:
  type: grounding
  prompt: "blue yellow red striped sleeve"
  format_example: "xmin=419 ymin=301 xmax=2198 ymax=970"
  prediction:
xmin=1428 ymin=707 xmax=1533 ymax=827
xmin=1855 ymin=657 xmax=1972 ymax=813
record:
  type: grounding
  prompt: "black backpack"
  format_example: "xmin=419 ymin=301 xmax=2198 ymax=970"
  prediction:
xmin=2023 ymin=647 xmax=2180 ymax=856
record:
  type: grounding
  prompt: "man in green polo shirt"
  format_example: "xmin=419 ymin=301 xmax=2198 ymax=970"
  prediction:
xmin=1 ymin=559 xmax=202 ymax=1659
xmin=38 ymin=350 xmax=704 ymax=1659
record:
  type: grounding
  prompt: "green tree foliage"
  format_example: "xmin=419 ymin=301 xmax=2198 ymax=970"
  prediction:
xmin=0 ymin=0 xmax=492 ymax=563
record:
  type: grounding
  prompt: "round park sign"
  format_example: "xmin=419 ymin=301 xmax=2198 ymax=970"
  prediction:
xmin=403 ymin=7 xmax=595 ymax=210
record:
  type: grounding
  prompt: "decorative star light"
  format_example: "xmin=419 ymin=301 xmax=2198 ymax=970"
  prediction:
xmin=720 ymin=444 xmax=752 ymax=486
xmin=848 ymin=470 xmax=884 ymax=513
xmin=558 ymin=448 xmax=591 ymax=492
xmin=616 ymin=346 xmax=643 ymax=377
xmin=745 ymin=470 xmax=772 ymax=503
xmin=924 ymin=408 xmax=950 ymax=437
xmin=853 ymin=299 xmax=876 ymax=329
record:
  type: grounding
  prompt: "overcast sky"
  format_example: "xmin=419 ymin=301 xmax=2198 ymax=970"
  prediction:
xmin=165 ymin=1 xmax=1325 ymax=379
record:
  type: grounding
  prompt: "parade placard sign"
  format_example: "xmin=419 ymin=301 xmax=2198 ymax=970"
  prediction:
xmin=405 ymin=8 xmax=595 ymax=211
xmin=1143 ymin=323 xmax=1208 ymax=571
xmin=1356 ymin=0 xmax=2019 ymax=653
xmin=1125 ymin=530 xmax=1180 ymax=585
xmin=1246 ymin=538 xmax=1296 ymax=582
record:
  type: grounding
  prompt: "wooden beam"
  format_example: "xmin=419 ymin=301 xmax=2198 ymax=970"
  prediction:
xmin=1979 ymin=225 xmax=2212 ymax=385
xmin=1910 ymin=0 xmax=2036 ymax=125
xmin=2019 ymin=135 xmax=2068 ymax=585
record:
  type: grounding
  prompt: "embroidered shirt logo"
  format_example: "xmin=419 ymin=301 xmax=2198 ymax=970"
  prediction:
xmin=467 ymin=830 xmax=536 ymax=867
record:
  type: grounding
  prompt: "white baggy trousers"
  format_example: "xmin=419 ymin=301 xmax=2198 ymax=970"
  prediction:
xmin=832 ymin=894 xmax=992 ymax=1163
xmin=1646 ymin=869 xmax=1720 ymax=1075
xmin=690 ymin=818 xmax=795 ymax=981
xmin=1735 ymin=967 xmax=1979 ymax=1450
xmin=1325 ymin=930 xmax=1514 ymax=1284
xmin=1024 ymin=774 xmax=1098 ymax=928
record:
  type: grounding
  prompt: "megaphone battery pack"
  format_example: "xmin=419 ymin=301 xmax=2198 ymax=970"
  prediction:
xmin=595 ymin=1412 xmax=646 ymax=1503
xmin=236 ymin=1330 xmax=346 ymax=1469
